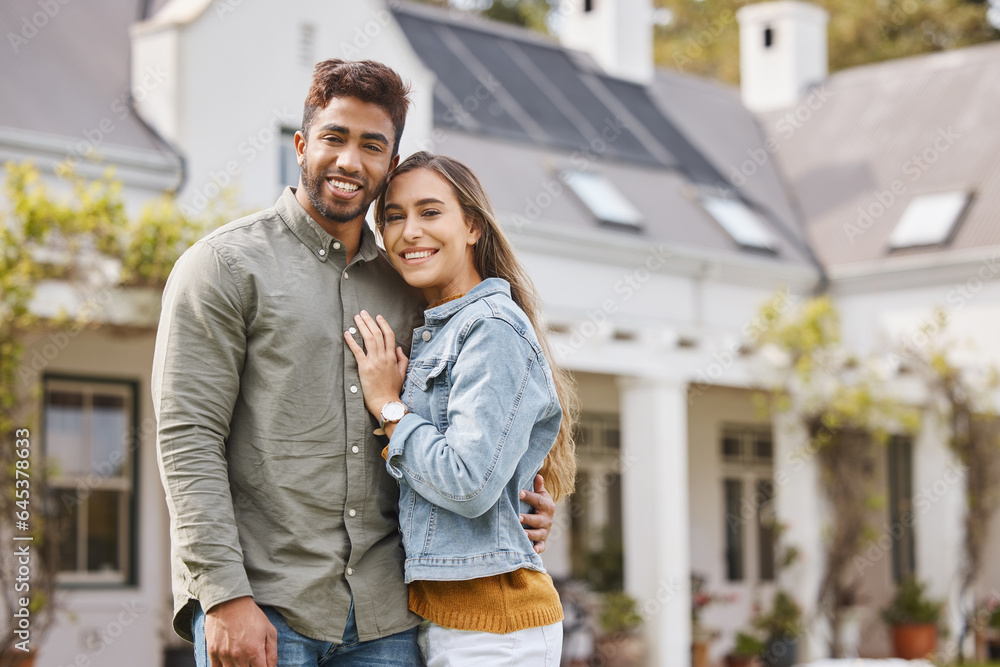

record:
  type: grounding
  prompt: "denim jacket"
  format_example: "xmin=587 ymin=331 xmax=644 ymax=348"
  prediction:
xmin=385 ymin=278 xmax=562 ymax=583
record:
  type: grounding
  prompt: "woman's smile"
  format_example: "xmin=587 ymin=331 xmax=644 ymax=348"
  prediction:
xmin=381 ymin=168 xmax=482 ymax=304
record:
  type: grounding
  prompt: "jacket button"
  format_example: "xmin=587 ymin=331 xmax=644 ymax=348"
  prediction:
xmin=346 ymin=567 xmax=354 ymax=576
xmin=349 ymin=509 xmax=356 ymax=517
xmin=421 ymin=331 xmax=432 ymax=341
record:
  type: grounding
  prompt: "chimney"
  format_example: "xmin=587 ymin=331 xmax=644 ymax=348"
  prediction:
xmin=736 ymin=1 xmax=828 ymax=112
xmin=560 ymin=0 xmax=654 ymax=84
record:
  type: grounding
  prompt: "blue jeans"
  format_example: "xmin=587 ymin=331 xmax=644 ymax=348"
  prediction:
xmin=193 ymin=601 xmax=422 ymax=666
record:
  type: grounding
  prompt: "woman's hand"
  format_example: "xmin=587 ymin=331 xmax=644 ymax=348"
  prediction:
xmin=344 ymin=310 xmax=409 ymax=419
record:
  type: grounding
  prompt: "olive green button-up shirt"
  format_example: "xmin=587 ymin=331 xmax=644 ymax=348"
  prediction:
xmin=152 ymin=187 xmax=425 ymax=643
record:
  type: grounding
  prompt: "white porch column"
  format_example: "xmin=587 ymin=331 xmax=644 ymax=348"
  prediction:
xmin=912 ymin=411 xmax=966 ymax=659
xmin=772 ymin=410 xmax=827 ymax=661
xmin=618 ymin=377 xmax=691 ymax=667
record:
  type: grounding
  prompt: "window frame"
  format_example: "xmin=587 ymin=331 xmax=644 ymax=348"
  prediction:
xmin=279 ymin=126 xmax=301 ymax=193
xmin=42 ymin=374 xmax=140 ymax=588
xmin=720 ymin=423 xmax=776 ymax=584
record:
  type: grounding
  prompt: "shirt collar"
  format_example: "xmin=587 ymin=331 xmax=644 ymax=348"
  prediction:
xmin=423 ymin=278 xmax=511 ymax=324
xmin=275 ymin=186 xmax=380 ymax=264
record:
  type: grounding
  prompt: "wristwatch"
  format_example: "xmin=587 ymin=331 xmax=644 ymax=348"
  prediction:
xmin=378 ymin=401 xmax=408 ymax=430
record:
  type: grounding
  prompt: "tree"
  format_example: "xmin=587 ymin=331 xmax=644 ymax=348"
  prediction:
xmin=749 ymin=295 xmax=919 ymax=658
xmin=413 ymin=0 xmax=556 ymax=32
xmin=0 ymin=161 xmax=221 ymax=664
xmin=658 ymin=0 xmax=999 ymax=83
xmin=902 ymin=315 xmax=1000 ymax=661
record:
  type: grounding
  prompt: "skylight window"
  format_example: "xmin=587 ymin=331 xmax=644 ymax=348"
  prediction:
xmin=701 ymin=196 xmax=776 ymax=251
xmin=561 ymin=170 xmax=643 ymax=228
xmin=888 ymin=192 xmax=969 ymax=249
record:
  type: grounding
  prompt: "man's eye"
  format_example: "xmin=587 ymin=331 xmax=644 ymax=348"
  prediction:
xmin=366 ymin=144 xmax=384 ymax=152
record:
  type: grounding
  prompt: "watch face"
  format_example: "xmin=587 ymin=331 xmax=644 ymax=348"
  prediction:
xmin=383 ymin=402 xmax=406 ymax=421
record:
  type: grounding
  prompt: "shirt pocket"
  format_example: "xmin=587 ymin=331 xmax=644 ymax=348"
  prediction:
xmin=404 ymin=358 xmax=452 ymax=430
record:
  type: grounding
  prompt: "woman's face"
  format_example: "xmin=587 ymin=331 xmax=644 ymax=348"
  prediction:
xmin=381 ymin=168 xmax=482 ymax=303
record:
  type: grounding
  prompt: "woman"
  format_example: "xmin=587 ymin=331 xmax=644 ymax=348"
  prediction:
xmin=344 ymin=151 xmax=577 ymax=666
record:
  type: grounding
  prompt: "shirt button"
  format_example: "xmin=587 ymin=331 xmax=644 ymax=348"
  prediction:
xmin=349 ymin=327 xmax=357 ymax=334
xmin=349 ymin=509 xmax=357 ymax=517
xmin=346 ymin=567 xmax=354 ymax=576
xmin=352 ymin=445 xmax=359 ymax=454
xmin=421 ymin=331 xmax=432 ymax=341
xmin=350 ymin=385 xmax=358 ymax=393
xmin=318 ymin=248 xmax=326 ymax=256
xmin=344 ymin=272 xmax=349 ymax=279
xmin=333 ymin=242 xmax=342 ymax=250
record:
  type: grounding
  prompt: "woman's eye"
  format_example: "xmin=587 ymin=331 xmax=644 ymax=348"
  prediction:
xmin=422 ymin=209 xmax=440 ymax=217
xmin=385 ymin=214 xmax=404 ymax=223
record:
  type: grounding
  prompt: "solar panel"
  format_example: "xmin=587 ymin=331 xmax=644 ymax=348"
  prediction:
xmin=600 ymin=76 xmax=722 ymax=185
xmin=446 ymin=25 xmax=589 ymax=148
xmin=395 ymin=13 xmax=526 ymax=139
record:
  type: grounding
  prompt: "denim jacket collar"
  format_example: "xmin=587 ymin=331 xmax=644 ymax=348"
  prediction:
xmin=423 ymin=277 xmax=511 ymax=325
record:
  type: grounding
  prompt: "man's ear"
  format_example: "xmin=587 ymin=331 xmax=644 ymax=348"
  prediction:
xmin=294 ymin=130 xmax=306 ymax=165
xmin=388 ymin=153 xmax=400 ymax=175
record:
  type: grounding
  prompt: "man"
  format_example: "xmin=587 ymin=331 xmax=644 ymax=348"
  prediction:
xmin=152 ymin=59 xmax=555 ymax=667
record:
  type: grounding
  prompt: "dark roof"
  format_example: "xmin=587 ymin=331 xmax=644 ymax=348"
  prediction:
xmin=431 ymin=127 xmax=817 ymax=267
xmin=649 ymin=68 xmax=813 ymax=263
xmin=391 ymin=2 xmax=726 ymax=186
xmin=759 ymin=41 xmax=1000 ymax=268
xmin=0 ymin=0 xmax=168 ymax=155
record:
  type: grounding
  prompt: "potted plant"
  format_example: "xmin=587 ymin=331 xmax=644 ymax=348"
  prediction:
xmin=725 ymin=630 xmax=766 ymax=667
xmin=691 ymin=573 xmax=735 ymax=667
xmin=881 ymin=577 xmax=942 ymax=659
xmin=972 ymin=595 xmax=1000 ymax=662
xmin=593 ymin=591 xmax=645 ymax=667
xmin=753 ymin=591 xmax=803 ymax=667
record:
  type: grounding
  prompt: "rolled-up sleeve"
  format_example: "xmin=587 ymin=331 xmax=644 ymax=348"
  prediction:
xmin=386 ymin=317 xmax=556 ymax=518
xmin=151 ymin=240 xmax=252 ymax=612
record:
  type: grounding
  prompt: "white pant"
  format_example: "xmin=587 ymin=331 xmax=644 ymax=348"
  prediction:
xmin=418 ymin=621 xmax=563 ymax=666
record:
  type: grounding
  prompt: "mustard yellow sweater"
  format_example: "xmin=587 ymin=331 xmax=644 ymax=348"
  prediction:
xmin=409 ymin=569 xmax=564 ymax=633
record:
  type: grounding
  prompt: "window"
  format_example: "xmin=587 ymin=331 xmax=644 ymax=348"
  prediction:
xmin=44 ymin=378 xmax=137 ymax=585
xmin=887 ymin=436 xmax=915 ymax=582
xmin=702 ymin=196 xmax=777 ymax=252
xmin=299 ymin=23 xmax=316 ymax=68
xmin=888 ymin=191 xmax=969 ymax=249
xmin=570 ymin=413 xmax=624 ymax=590
xmin=561 ymin=170 xmax=643 ymax=229
xmin=721 ymin=424 xmax=775 ymax=582
xmin=279 ymin=128 xmax=300 ymax=190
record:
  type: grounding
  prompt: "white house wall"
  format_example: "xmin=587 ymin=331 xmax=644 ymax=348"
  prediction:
xmin=688 ymin=386 xmax=775 ymax=666
xmin=132 ymin=0 xmax=435 ymax=216
xmin=17 ymin=328 xmax=169 ymax=667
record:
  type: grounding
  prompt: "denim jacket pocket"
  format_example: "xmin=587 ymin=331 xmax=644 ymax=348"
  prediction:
xmin=405 ymin=358 xmax=451 ymax=429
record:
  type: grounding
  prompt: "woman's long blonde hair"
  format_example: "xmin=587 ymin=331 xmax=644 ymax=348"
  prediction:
xmin=375 ymin=151 xmax=577 ymax=502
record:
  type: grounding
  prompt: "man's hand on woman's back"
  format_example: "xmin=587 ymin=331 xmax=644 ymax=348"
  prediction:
xmin=519 ymin=474 xmax=556 ymax=554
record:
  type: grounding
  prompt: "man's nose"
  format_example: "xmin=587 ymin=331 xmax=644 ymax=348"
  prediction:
xmin=337 ymin=143 xmax=363 ymax=174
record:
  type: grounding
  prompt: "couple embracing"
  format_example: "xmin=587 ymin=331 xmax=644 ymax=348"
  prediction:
xmin=152 ymin=59 xmax=578 ymax=666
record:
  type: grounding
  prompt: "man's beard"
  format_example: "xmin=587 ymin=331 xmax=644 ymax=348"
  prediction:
xmin=300 ymin=152 xmax=388 ymax=224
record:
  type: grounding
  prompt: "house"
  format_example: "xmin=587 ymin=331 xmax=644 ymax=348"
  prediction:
xmin=1 ymin=0 xmax=998 ymax=665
